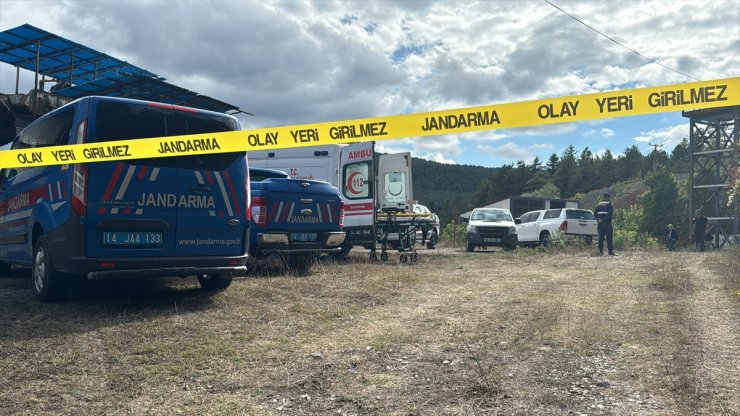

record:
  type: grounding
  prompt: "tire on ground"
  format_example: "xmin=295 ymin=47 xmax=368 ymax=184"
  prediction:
xmin=426 ymin=230 xmax=438 ymax=249
xmin=32 ymin=235 xmax=65 ymax=302
xmin=287 ymin=254 xmax=316 ymax=274
xmin=197 ymin=273 xmax=233 ymax=291
xmin=539 ymin=232 xmax=551 ymax=247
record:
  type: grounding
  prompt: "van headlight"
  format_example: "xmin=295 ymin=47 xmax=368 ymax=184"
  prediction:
xmin=508 ymin=226 xmax=516 ymax=234
xmin=467 ymin=225 xmax=477 ymax=233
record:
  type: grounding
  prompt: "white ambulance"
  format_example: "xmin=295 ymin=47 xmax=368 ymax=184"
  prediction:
xmin=248 ymin=142 xmax=413 ymax=256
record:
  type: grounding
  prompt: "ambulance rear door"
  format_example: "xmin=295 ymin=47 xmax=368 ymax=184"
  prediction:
xmin=339 ymin=142 xmax=375 ymax=245
xmin=377 ymin=152 xmax=413 ymax=213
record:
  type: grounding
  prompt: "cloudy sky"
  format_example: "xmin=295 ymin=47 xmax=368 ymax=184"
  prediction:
xmin=1 ymin=0 xmax=738 ymax=167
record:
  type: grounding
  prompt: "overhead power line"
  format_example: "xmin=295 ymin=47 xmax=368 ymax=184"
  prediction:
xmin=543 ymin=0 xmax=700 ymax=81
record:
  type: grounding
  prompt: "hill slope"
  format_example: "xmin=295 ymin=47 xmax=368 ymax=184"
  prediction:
xmin=410 ymin=157 xmax=496 ymax=223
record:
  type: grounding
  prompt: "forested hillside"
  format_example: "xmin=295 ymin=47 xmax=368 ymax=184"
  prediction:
xmin=411 ymin=158 xmax=496 ymax=223
xmin=411 ymin=139 xmax=693 ymax=228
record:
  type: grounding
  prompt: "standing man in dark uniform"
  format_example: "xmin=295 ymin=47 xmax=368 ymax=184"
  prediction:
xmin=595 ymin=192 xmax=616 ymax=256
xmin=667 ymin=224 xmax=679 ymax=251
xmin=691 ymin=208 xmax=709 ymax=252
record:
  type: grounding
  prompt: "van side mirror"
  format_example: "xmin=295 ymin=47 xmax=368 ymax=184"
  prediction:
xmin=462 ymin=217 xmax=469 ymax=223
xmin=515 ymin=218 xmax=521 ymax=224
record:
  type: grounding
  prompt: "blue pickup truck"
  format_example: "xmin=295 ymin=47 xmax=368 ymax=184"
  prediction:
xmin=249 ymin=168 xmax=345 ymax=271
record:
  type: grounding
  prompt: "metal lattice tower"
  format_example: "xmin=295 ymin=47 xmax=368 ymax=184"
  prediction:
xmin=683 ymin=105 xmax=739 ymax=248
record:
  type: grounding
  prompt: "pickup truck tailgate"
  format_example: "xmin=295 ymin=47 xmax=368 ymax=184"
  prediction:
xmin=564 ymin=210 xmax=598 ymax=236
xmin=260 ymin=179 xmax=342 ymax=234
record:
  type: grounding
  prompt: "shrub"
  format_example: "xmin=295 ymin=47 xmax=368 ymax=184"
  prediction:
xmin=440 ymin=221 xmax=466 ymax=246
xmin=612 ymin=205 xmax=659 ymax=250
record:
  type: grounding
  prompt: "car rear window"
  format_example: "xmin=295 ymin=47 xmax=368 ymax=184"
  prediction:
xmin=94 ymin=101 xmax=241 ymax=170
xmin=566 ymin=210 xmax=595 ymax=220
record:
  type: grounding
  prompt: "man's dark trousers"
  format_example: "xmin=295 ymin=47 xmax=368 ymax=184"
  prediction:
xmin=598 ymin=223 xmax=613 ymax=254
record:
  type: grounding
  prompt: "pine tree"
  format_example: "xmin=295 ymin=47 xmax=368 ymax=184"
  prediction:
xmin=618 ymin=145 xmax=644 ymax=181
xmin=546 ymin=153 xmax=559 ymax=176
xmin=669 ymin=138 xmax=689 ymax=173
xmin=554 ymin=145 xmax=578 ymax=198
xmin=639 ymin=167 xmax=682 ymax=237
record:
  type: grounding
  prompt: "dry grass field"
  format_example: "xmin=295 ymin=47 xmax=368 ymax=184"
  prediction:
xmin=0 ymin=245 xmax=738 ymax=415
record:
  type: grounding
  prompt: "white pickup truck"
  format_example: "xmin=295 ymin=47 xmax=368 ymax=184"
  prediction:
xmin=516 ymin=208 xmax=598 ymax=247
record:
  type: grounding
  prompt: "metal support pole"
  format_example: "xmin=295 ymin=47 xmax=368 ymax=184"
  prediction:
xmin=69 ymin=53 xmax=74 ymax=85
xmin=688 ymin=119 xmax=695 ymax=234
xmin=714 ymin=123 xmax=721 ymax=248
xmin=15 ymin=67 xmax=19 ymax=94
xmin=33 ymin=40 xmax=40 ymax=115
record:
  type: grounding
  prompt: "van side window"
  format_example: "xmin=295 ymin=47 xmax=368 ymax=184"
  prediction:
xmin=543 ymin=209 xmax=561 ymax=219
xmin=18 ymin=107 xmax=75 ymax=148
xmin=94 ymin=101 xmax=240 ymax=170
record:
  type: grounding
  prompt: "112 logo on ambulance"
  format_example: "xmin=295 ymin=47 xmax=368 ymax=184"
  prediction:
xmin=345 ymin=164 xmax=369 ymax=198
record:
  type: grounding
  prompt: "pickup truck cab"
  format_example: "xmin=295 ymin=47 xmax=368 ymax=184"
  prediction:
xmin=465 ymin=208 xmax=518 ymax=252
xmin=516 ymin=208 xmax=598 ymax=247
xmin=249 ymin=168 xmax=345 ymax=270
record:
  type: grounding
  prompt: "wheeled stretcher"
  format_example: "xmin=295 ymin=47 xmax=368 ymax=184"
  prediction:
xmin=371 ymin=211 xmax=435 ymax=263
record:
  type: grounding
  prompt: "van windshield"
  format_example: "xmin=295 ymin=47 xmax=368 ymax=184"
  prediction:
xmin=94 ymin=101 xmax=240 ymax=170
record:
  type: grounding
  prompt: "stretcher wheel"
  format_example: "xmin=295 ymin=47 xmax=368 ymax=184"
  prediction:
xmin=380 ymin=252 xmax=389 ymax=261
xmin=400 ymin=254 xmax=407 ymax=263
xmin=369 ymin=253 xmax=378 ymax=261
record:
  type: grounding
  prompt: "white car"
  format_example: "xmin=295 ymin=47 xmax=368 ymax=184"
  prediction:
xmin=516 ymin=208 xmax=598 ymax=247
xmin=465 ymin=208 xmax=518 ymax=252
xmin=412 ymin=204 xmax=440 ymax=249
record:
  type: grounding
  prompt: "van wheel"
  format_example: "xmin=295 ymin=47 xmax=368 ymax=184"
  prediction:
xmin=426 ymin=230 xmax=438 ymax=249
xmin=331 ymin=243 xmax=353 ymax=259
xmin=539 ymin=232 xmax=551 ymax=247
xmin=466 ymin=243 xmax=474 ymax=252
xmin=32 ymin=235 xmax=65 ymax=302
xmin=0 ymin=262 xmax=11 ymax=277
xmin=288 ymin=254 xmax=316 ymax=274
xmin=197 ymin=274 xmax=233 ymax=291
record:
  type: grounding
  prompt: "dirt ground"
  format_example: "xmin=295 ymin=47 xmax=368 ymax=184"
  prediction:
xmin=0 ymin=245 xmax=737 ymax=415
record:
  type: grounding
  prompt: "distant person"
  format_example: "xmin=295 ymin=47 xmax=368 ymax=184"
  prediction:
xmin=667 ymin=224 xmax=678 ymax=251
xmin=691 ymin=208 xmax=708 ymax=252
xmin=595 ymin=192 xmax=616 ymax=256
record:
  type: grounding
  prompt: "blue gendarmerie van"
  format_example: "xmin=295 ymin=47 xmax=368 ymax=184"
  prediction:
xmin=0 ymin=96 xmax=249 ymax=301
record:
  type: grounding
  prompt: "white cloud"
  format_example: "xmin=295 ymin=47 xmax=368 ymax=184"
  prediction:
xmin=0 ymin=0 xmax=736 ymax=167
xmin=419 ymin=152 xmax=456 ymax=164
xmin=529 ymin=143 xmax=554 ymax=152
xmin=632 ymin=123 xmax=689 ymax=148
xmin=475 ymin=142 xmax=555 ymax=162
xmin=583 ymin=128 xmax=615 ymax=138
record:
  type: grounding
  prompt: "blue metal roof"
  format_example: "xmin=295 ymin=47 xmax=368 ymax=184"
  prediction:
xmin=0 ymin=24 xmax=159 ymax=84
xmin=0 ymin=24 xmax=246 ymax=114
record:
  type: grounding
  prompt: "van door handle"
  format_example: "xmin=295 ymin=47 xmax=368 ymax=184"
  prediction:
xmin=189 ymin=185 xmax=211 ymax=194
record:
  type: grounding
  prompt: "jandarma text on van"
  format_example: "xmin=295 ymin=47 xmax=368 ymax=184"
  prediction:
xmin=158 ymin=138 xmax=220 ymax=154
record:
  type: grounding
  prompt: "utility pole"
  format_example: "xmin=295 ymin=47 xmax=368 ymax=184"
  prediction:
xmin=648 ymin=142 xmax=663 ymax=152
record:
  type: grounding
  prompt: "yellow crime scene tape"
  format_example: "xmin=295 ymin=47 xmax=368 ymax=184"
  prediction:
xmin=0 ymin=77 xmax=738 ymax=169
